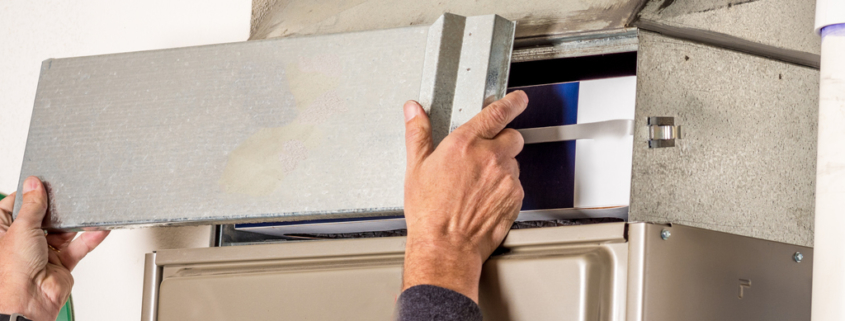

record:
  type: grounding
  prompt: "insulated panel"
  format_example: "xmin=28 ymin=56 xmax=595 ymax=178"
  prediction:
xmin=629 ymin=31 xmax=819 ymax=246
xmin=14 ymin=14 xmax=515 ymax=230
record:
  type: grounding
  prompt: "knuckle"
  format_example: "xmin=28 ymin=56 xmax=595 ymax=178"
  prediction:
xmin=514 ymin=184 xmax=525 ymax=200
xmin=502 ymin=176 xmax=516 ymax=188
xmin=406 ymin=127 xmax=425 ymax=142
xmin=444 ymin=133 xmax=473 ymax=155
xmin=485 ymin=105 xmax=509 ymax=125
xmin=406 ymin=121 xmax=425 ymax=137
xmin=503 ymin=128 xmax=525 ymax=146
xmin=449 ymin=132 xmax=471 ymax=147
xmin=22 ymin=194 xmax=48 ymax=211
xmin=485 ymin=154 xmax=501 ymax=169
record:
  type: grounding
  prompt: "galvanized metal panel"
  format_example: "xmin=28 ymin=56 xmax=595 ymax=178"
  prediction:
xmin=14 ymin=14 xmax=515 ymax=230
xmin=627 ymin=223 xmax=812 ymax=321
xmin=148 ymin=223 xmax=629 ymax=321
xmin=629 ymin=31 xmax=819 ymax=247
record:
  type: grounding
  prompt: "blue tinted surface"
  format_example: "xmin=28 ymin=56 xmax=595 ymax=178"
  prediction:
xmin=507 ymin=82 xmax=578 ymax=210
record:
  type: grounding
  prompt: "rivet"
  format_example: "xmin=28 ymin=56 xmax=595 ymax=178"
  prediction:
xmin=660 ymin=229 xmax=671 ymax=240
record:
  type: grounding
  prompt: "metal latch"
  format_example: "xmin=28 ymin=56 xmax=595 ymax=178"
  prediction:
xmin=648 ymin=117 xmax=680 ymax=148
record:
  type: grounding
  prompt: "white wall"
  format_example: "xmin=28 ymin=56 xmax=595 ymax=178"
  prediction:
xmin=0 ymin=1 xmax=251 ymax=320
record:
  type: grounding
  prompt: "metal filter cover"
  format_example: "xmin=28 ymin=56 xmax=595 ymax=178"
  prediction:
xmin=14 ymin=14 xmax=516 ymax=230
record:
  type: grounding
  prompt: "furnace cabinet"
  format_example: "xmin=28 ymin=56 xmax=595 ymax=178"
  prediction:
xmin=12 ymin=0 xmax=819 ymax=320
xmin=145 ymin=2 xmax=817 ymax=317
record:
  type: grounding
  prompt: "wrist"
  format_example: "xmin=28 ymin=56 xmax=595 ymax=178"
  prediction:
xmin=0 ymin=283 xmax=31 ymax=318
xmin=0 ymin=302 xmax=28 ymax=318
xmin=403 ymin=235 xmax=485 ymax=302
xmin=0 ymin=314 xmax=32 ymax=321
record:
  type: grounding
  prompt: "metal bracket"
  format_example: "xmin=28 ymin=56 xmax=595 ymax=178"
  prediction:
xmin=648 ymin=116 xmax=680 ymax=148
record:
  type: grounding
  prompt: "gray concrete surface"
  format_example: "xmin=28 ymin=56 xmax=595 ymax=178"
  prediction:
xmin=249 ymin=0 xmax=643 ymax=41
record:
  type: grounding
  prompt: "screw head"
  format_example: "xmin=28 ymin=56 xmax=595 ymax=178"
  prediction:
xmin=793 ymin=252 xmax=804 ymax=263
xmin=660 ymin=229 xmax=671 ymax=240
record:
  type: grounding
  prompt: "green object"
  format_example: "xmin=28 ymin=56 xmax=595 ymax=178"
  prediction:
xmin=56 ymin=296 xmax=74 ymax=321
xmin=0 ymin=192 xmax=6 ymax=201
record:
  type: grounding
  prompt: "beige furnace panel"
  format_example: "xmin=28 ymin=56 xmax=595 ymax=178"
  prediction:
xmin=152 ymin=223 xmax=629 ymax=320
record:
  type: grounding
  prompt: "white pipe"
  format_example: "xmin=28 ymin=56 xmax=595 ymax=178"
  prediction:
xmin=814 ymin=0 xmax=845 ymax=34
xmin=812 ymin=0 xmax=845 ymax=319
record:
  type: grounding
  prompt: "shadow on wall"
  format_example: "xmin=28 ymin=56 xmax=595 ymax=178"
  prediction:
xmin=137 ymin=225 xmax=214 ymax=250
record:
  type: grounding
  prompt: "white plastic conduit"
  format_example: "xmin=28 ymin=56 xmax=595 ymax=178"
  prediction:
xmin=812 ymin=0 xmax=845 ymax=320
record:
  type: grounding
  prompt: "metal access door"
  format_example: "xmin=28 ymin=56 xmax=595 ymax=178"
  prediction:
xmin=145 ymin=223 xmax=630 ymax=321
xmin=142 ymin=223 xmax=813 ymax=320
xmin=14 ymin=14 xmax=514 ymax=230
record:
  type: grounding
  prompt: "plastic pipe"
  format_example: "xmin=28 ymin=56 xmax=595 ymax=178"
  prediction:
xmin=812 ymin=0 xmax=845 ymax=318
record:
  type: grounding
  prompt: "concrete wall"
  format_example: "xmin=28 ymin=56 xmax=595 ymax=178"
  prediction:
xmin=0 ymin=1 xmax=250 ymax=320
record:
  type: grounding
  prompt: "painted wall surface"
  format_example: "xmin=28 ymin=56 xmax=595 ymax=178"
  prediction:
xmin=0 ymin=1 xmax=250 ymax=320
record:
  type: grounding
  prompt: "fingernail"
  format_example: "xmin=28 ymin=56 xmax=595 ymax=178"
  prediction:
xmin=23 ymin=176 xmax=39 ymax=193
xmin=404 ymin=101 xmax=421 ymax=122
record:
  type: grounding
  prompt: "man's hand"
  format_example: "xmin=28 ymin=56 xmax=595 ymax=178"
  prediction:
xmin=0 ymin=176 xmax=109 ymax=321
xmin=402 ymin=91 xmax=528 ymax=302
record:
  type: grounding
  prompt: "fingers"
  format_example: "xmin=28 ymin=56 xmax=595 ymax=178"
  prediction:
xmin=0 ymin=191 xmax=15 ymax=215
xmin=463 ymin=91 xmax=528 ymax=139
xmin=505 ymin=158 xmax=520 ymax=179
xmin=13 ymin=176 xmax=49 ymax=231
xmin=404 ymin=100 xmax=434 ymax=169
xmin=493 ymin=128 xmax=525 ymax=158
xmin=46 ymin=232 xmax=78 ymax=251
xmin=59 ymin=230 xmax=110 ymax=271
xmin=0 ymin=192 xmax=15 ymax=233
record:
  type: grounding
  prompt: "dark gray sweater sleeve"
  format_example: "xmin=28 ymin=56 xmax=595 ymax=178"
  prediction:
xmin=396 ymin=285 xmax=483 ymax=321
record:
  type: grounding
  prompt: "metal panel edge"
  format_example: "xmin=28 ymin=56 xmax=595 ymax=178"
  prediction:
xmin=511 ymin=28 xmax=638 ymax=63
xmin=419 ymin=13 xmax=466 ymax=146
xmin=155 ymin=223 xmax=626 ymax=266
xmin=625 ymin=222 xmax=647 ymax=321
xmin=12 ymin=60 xmax=52 ymax=218
xmin=450 ymin=15 xmax=515 ymax=130
xmin=140 ymin=252 xmax=161 ymax=321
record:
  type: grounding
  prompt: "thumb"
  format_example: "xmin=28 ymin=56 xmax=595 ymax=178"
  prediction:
xmin=13 ymin=176 xmax=48 ymax=231
xmin=404 ymin=101 xmax=433 ymax=169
